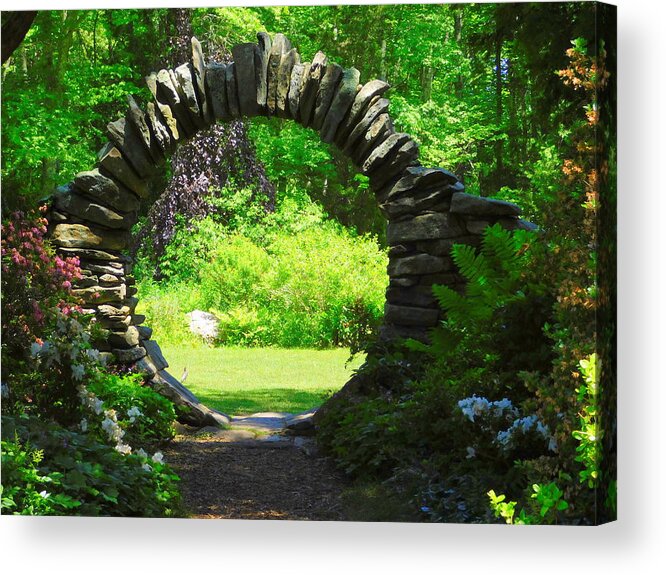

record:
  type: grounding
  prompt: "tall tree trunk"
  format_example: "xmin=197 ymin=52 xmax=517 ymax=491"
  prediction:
xmin=166 ymin=7 xmax=193 ymax=66
xmin=380 ymin=38 xmax=387 ymax=81
xmin=453 ymin=5 xmax=464 ymax=98
xmin=1 ymin=11 xmax=37 ymax=64
xmin=493 ymin=27 xmax=504 ymax=194
xmin=420 ymin=61 xmax=433 ymax=102
xmin=52 ymin=11 xmax=81 ymax=94
xmin=506 ymin=56 xmax=519 ymax=187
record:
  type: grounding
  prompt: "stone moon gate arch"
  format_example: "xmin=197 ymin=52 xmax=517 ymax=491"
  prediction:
xmin=46 ymin=33 xmax=532 ymax=427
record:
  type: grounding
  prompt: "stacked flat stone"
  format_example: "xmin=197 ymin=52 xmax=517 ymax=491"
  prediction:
xmin=379 ymin=168 xmax=535 ymax=341
xmin=45 ymin=32 xmax=534 ymax=425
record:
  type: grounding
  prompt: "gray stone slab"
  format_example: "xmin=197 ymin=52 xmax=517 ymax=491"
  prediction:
xmin=72 ymin=285 xmax=125 ymax=305
xmin=384 ymin=303 xmax=439 ymax=327
xmin=150 ymin=369 xmax=231 ymax=428
xmin=97 ymin=303 xmax=132 ymax=317
xmin=335 ymin=79 xmax=390 ymax=146
xmin=225 ymin=62 xmax=241 ymax=118
xmin=255 ymin=32 xmax=272 ymax=111
xmin=299 ymin=51 xmax=327 ymax=127
xmin=136 ymin=325 xmax=152 ymax=340
xmin=288 ymin=62 xmax=308 ymax=121
xmin=386 ymin=285 xmax=438 ymax=308
xmin=370 ymin=140 xmax=420 ymax=190
xmin=112 ymin=345 xmax=147 ymax=364
xmin=57 ymin=246 xmax=125 ymax=262
xmin=266 ymin=33 xmax=292 ymax=115
xmin=232 ymin=42 xmax=260 ymax=117
xmin=416 ymin=237 xmax=481 ymax=256
xmin=125 ymin=95 xmax=164 ymax=165
xmin=146 ymin=102 xmax=174 ymax=155
xmin=190 ymin=36 xmax=213 ymax=124
xmin=380 ymin=187 xmax=451 ymax=218
xmin=106 ymin=117 xmax=158 ymax=178
xmin=285 ymin=408 xmax=317 ymax=434
xmin=342 ymin=96 xmax=389 ymax=155
xmin=142 ymin=339 xmax=169 ymax=371
xmin=465 ymin=219 xmax=491 ymax=234
xmin=230 ymin=412 xmax=289 ymax=432
xmin=81 ymin=260 xmax=124 ymax=275
xmin=205 ymin=62 xmax=229 ymax=121
xmin=388 ymin=253 xmax=448 ymax=276
xmin=174 ymin=63 xmax=205 ymax=129
xmin=72 ymin=170 xmax=141 ymax=213
xmin=450 ymin=191 xmax=522 ymax=217
xmin=362 ymin=132 xmax=411 ymax=175
xmin=351 ymin=113 xmax=393 ymax=166
xmin=275 ymin=48 xmax=300 ymax=118
xmin=387 ymin=212 xmax=465 ymax=245
xmin=151 ymin=69 xmax=197 ymax=138
xmin=54 ymin=187 xmax=135 ymax=230
xmin=312 ymin=61 xmax=342 ymax=130
xmin=51 ymin=222 xmax=130 ymax=251
xmin=384 ymin=167 xmax=461 ymax=206
xmin=320 ymin=67 xmax=360 ymax=143
xmin=97 ymin=143 xmax=149 ymax=199
xmin=99 ymin=273 xmax=121 ymax=286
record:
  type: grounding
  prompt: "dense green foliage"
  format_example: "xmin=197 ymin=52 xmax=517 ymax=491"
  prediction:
xmin=1 ymin=414 xmax=183 ymax=517
xmin=135 ymin=185 xmax=387 ymax=349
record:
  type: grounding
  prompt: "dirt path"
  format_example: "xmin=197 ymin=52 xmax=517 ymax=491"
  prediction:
xmin=163 ymin=414 xmax=350 ymax=520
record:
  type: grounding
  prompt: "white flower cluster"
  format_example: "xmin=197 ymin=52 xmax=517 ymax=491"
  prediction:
xmin=135 ymin=448 xmax=164 ymax=472
xmin=100 ymin=408 xmax=132 ymax=454
xmin=127 ymin=406 xmax=143 ymax=423
xmin=77 ymin=385 xmax=165 ymax=466
xmin=78 ymin=386 xmax=104 ymax=415
xmin=30 ymin=340 xmax=59 ymax=367
xmin=496 ymin=415 xmax=558 ymax=453
xmin=458 ymin=395 xmax=518 ymax=422
xmin=71 ymin=363 xmax=85 ymax=381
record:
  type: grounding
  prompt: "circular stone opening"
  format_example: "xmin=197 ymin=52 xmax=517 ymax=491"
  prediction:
xmin=47 ymin=32 xmax=530 ymax=427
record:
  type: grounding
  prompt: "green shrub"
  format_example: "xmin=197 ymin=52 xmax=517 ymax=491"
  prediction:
xmin=87 ymin=372 xmax=176 ymax=447
xmin=137 ymin=215 xmax=388 ymax=349
xmin=1 ymin=415 xmax=183 ymax=517
xmin=198 ymin=234 xmax=271 ymax=313
xmin=135 ymin=281 xmax=202 ymax=347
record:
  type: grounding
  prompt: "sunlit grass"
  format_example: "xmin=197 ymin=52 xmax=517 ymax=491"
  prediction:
xmin=159 ymin=345 xmax=364 ymax=416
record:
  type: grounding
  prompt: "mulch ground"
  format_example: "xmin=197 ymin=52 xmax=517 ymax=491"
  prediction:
xmin=163 ymin=434 xmax=350 ymax=521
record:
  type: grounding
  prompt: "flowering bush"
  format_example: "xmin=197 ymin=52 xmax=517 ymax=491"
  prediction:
xmin=1 ymin=208 xmax=82 ymax=352
xmin=1 ymin=208 xmax=97 ymax=423
xmin=86 ymin=372 xmax=176 ymax=447
xmin=1 ymin=208 xmax=183 ymax=518
xmin=4 ymin=305 xmax=105 ymax=425
xmin=1 ymin=414 xmax=183 ymax=517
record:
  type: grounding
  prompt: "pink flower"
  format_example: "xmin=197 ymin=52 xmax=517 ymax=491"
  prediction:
xmin=32 ymin=300 xmax=44 ymax=323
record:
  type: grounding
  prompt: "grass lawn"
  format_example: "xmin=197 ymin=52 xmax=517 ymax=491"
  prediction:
xmin=159 ymin=345 xmax=364 ymax=416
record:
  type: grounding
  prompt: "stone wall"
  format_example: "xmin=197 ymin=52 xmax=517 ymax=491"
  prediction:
xmin=45 ymin=33 xmax=533 ymax=426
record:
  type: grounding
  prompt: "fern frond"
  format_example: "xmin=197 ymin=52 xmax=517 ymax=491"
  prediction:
xmin=432 ymin=283 xmax=464 ymax=313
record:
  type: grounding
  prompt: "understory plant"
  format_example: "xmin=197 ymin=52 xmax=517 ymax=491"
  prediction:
xmin=1 ymin=209 xmax=182 ymax=517
xmin=317 ymin=217 xmax=605 ymax=524
xmin=318 ymin=39 xmax=614 ymax=525
xmin=1 ymin=414 xmax=183 ymax=517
